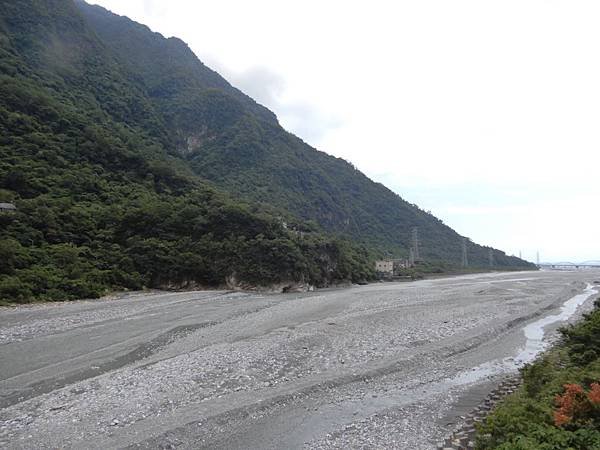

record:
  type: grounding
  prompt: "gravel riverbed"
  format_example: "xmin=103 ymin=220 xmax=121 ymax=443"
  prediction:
xmin=1 ymin=270 xmax=598 ymax=449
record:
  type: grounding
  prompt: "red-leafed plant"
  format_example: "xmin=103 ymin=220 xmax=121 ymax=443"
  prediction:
xmin=588 ymin=382 xmax=600 ymax=405
xmin=553 ymin=382 xmax=600 ymax=427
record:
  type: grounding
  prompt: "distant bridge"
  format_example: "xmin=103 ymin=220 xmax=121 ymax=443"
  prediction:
xmin=538 ymin=261 xmax=600 ymax=270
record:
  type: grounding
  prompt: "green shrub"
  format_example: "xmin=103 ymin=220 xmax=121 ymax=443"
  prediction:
xmin=0 ymin=275 xmax=33 ymax=304
xmin=477 ymin=304 xmax=600 ymax=449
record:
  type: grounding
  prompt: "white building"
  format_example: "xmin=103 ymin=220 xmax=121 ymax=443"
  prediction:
xmin=0 ymin=203 xmax=16 ymax=213
xmin=375 ymin=260 xmax=394 ymax=275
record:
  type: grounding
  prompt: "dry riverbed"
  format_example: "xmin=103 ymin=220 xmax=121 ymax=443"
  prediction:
xmin=1 ymin=270 xmax=598 ymax=449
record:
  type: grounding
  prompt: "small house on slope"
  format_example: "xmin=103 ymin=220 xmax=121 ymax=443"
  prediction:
xmin=0 ymin=203 xmax=16 ymax=213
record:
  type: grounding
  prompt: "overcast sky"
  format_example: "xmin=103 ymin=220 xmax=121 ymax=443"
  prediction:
xmin=88 ymin=0 xmax=600 ymax=263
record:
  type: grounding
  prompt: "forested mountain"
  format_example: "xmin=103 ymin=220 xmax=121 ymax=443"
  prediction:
xmin=77 ymin=1 xmax=531 ymax=267
xmin=0 ymin=0 xmax=532 ymax=303
xmin=0 ymin=0 xmax=374 ymax=303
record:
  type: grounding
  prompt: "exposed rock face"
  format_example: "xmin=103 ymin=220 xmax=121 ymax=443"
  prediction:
xmin=178 ymin=127 xmax=217 ymax=156
xmin=158 ymin=280 xmax=212 ymax=291
xmin=159 ymin=276 xmax=320 ymax=294
xmin=225 ymin=275 xmax=314 ymax=293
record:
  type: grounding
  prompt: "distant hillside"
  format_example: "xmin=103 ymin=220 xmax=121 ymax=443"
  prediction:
xmin=0 ymin=0 xmax=374 ymax=303
xmin=77 ymin=1 xmax=533 ymax=269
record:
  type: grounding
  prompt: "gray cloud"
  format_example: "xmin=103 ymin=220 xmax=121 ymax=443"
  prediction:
xmin=278 ymin=101 xmax=342 ymax=144
xmin=226 ymin=65 xmax=342 ymax=144
xmin=229 ymin=66 xmax=285 ymax=109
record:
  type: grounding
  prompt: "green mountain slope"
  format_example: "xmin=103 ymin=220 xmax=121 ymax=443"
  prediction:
xmin=0 ymin=0 xmax=533 ymax=303
xmin=0 ymin=0 xmax=374 ymax=303
xmin=77 ymin=1 xmax=532 ymax=268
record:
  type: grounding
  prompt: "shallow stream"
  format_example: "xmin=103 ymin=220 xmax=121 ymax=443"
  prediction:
xmin=451 ymin=282 xmax=598 ymax=386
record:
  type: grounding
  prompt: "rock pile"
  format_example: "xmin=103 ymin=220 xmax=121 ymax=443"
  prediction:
xmin=437 ymin=375 xmax=522 ymax=450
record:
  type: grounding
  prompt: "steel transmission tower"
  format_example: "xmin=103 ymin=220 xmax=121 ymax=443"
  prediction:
xmin=489 ymin=249 xmax=494 ymax=268
xmin=412 ymin=227 xmax=420 ymax=261
xmin=461 ymin=238 xmax=468 ymax=268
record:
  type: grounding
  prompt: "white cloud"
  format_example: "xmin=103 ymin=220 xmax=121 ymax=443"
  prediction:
xmin=86 ymin=0 xmax=600 ymax=261
xmin=221 ymin=65 xmax=343 ymax=143
xmin=227 ymin=67 xmax=286 ymax=108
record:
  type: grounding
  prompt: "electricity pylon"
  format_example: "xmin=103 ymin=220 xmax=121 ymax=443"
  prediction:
xmin=461 ymin=237 xmax=468 ymax=268
xmin=412 ymin=227 xmax=420 ymax=261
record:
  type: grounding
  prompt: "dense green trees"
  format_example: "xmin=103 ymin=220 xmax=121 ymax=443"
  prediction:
xmin=0 ymin=0 xmax=375 ymax=303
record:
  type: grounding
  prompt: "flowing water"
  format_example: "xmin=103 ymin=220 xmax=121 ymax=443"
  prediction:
xmin=451 ymin=283 xmax=598 ymax=386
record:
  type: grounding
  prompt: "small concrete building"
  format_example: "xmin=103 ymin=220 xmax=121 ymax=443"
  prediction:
xmin=0 ymin=203 xmax=16 ymax=213
xmin=375 ymin=260 xmax=394 ymax=276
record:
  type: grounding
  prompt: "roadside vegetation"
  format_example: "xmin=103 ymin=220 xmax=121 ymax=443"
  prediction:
xmin=476 ymin=297 xmax=600 ymax=449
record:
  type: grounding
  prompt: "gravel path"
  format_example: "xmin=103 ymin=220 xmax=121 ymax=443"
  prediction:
xmin=1 ymin=270 xmax=598 ymax=449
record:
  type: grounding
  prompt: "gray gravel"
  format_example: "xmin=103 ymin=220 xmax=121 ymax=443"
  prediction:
xmin=1 ymin=270 xmax=598 ymax=449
